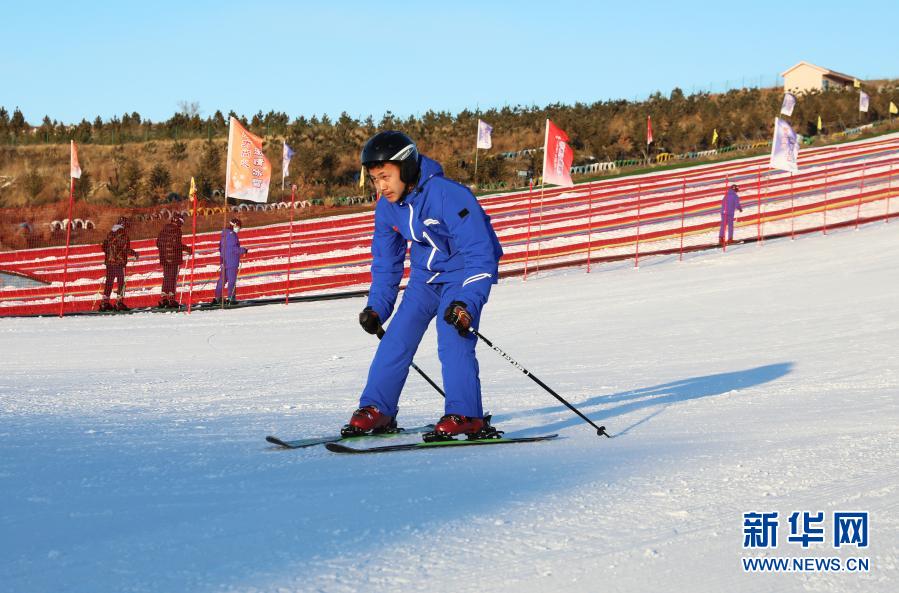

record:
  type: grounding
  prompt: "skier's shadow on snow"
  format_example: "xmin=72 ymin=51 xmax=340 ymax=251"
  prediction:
xmin=492 ymin=362 xmax=793 ymax=437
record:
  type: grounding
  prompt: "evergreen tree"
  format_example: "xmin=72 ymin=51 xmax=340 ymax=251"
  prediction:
xmin=195 ymin=139 xmax=222 ymax=198
xmin=73 ymin=170 xmax=92 ymax=200
xmin=23 ymin=169 xmax=45 ymax=200
xmin=10 ymin=108 xmax=28 ymax=137
xmin=148 ymin=163 xmax=172 ymax=201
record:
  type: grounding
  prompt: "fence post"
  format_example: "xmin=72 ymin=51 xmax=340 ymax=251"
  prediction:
xmin=722 ymin=176 xmax=729 ymax=252
xmin=822 ymin=164 xmax=827 ymax=235
xmin=790 ymin=172 xmax=795 ymax=240
xmin=855 ymin=162 xmax=865 ymax=230
xmin=586 ymin=182 xmax=593 ymax=273
xmin=887 ymin=162 xmax=892 ymax=223
xmin=524 ymin=183 xmax=533 ymax=281
xmin=679 ymin=177 xmax=686 ymax=261
xmin=756 ymin=166 xmax=762 ymax=245
xmin=634 ymin=183 xmax=641 ymax=268
xmin=286 ymin=184 xmax=296 ymax=304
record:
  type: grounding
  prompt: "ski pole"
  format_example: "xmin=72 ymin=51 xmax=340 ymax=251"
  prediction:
xmin=377 ymin=327 xmax=445 ymax=398
xmin=469 ymin=328 xmax=609 ymax=438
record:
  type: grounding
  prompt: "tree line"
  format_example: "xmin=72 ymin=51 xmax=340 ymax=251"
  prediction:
xmin=0 ymin=81 xmax=895 ymax=207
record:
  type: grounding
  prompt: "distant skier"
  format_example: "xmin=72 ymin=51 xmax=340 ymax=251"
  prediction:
xmin=719 ymin=184 xmax=743 ymax=245
xmin=210 ymin=217 xmax=248 ymax=306
xmin=100 ymin=216 xmax=138 ymax=311
xmin=155 ymin=213 xmax=192 ymax=308
xmin=343 ymin=131 xmax=503 ymax=440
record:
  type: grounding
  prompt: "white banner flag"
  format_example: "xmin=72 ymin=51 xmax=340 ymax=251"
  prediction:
xmin=780 ymin=92 xmax=796 ymax=116
xmin=476 ymin=119 xmax=493 ymax=149
xmin=769 ymin=117 xmax=800 ymax=173
xmin=282 ymin=141 xmax=295 ymax=178
xmin=282 ymin=141 xmax=295 ymax=190
xmin=70 ymin=140 xmax=82 ymax=179
xmin=859 ymin=91 xmax=870 ymax=113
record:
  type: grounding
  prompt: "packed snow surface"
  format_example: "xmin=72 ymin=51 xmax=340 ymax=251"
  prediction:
xmin=1 ymin=221 xmax=897 ymax=593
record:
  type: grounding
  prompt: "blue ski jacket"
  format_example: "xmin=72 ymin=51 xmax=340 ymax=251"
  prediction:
xmin=720 ymin=188 xmax=742 ymax=220
xmin=367 ymin=155 xmax=503 ymax=322
xmin=219 ymin=228 xmax=247 ymax=269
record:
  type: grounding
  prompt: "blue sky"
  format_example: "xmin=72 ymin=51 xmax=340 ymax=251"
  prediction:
xmin=2 ymin=0 xmax=897 ymax=125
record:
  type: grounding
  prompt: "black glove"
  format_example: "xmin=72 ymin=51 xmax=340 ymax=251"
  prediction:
xmin=443 ymin=300 xmax=472 ymax=336
xmin=359 ymin=306 xmax=380 ymax=335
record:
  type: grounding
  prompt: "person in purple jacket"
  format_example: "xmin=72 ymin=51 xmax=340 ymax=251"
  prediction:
xmin=210 ymin=217 xmax=248 ymax=305
xmin=719 ymin=184 xmax=743 ymax=245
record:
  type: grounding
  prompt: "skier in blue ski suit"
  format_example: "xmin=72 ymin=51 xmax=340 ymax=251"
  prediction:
xmin=718 ymin=184 xmax=743 ymax=244
xmin=343 ymin=131 xmax=503 ymax=438
xmin=213 ymin=218 xmax=248 ymax=303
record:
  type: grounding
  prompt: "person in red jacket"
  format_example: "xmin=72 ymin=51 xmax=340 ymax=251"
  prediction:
xmin=155 ymin=213 xmax=192 ymax=308
xmin=100 ymin=216 xmax=139 ymax=311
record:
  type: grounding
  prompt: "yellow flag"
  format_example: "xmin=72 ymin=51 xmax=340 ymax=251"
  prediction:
xmin=853 ymin=78 xmax=861 ymax=89
xmin=712 ymin=129 xmax=718 ymax=145
xmin=189 ymin=177 xmax=197 ymax=215
xmin=359 ymin=165 xmax=366 ymax=188
xmin=891 ymin=102 xmax=898 ymax=115
xmin=817 ymin=115 xmax=822 ymax=132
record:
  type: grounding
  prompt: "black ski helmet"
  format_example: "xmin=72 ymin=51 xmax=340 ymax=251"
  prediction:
xmin=361 ymin=131 xmax=420 ymax=184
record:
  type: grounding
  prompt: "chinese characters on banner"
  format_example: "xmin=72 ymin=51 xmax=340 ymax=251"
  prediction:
xmin=541 ymin=119 xmax=574 ymax=187
xmin=769 ymin=117 xmax=800 ymax=174
xmin=225 ymin=117 xmax=272 ymax=203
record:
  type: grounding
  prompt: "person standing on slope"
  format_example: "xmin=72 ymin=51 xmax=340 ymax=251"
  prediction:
xmin=210 ymin=217 xmax=248 ymax=306
xmin=343 ymin=131 xmax=503 ymax=440
xmin=100 ymin=216 xmax=139 ymax=311
xmin=155 ymin=213 xmax=192 ymax=308
xmin=719 ymin=184 xmax=743 ymax=245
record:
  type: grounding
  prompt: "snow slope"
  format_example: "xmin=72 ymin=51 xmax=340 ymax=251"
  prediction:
xmin=1 ymin=220 xmax=897 ymax=593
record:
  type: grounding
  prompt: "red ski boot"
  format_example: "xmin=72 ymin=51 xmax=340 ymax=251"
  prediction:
xmin=432 ymin=414 xmax=484 ymax=438
xmin=425 ymin=414 xmax=503 ymax=442
xmin=341 ymin=405 xmax=396 ymax=437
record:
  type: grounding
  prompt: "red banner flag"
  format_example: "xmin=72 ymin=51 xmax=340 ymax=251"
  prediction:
xmin=225 ymin=117 xmax=272 ymax=203
xmin=541 ymin=119 xmax=574 ymax=187
xmin=646 ymin=115 xmax=653 ymax=145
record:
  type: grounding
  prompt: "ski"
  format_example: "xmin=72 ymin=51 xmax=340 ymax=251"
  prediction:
xmin=324 ymin=433 xmax=559 ymax=454
xmin=266 ymin=424 xmax=435 ymax=449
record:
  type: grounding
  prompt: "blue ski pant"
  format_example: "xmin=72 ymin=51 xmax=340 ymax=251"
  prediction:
xmin=215 ymin=265 xmax=238 ymax=300
xmin=718 ymin=215 xmax=736 ymax=241
xmin=359 ymin=279 xmax=489 ymax=419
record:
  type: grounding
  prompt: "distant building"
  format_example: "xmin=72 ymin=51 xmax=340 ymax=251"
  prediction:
xmin=782 ymin=61 xmax=858 ymax=94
